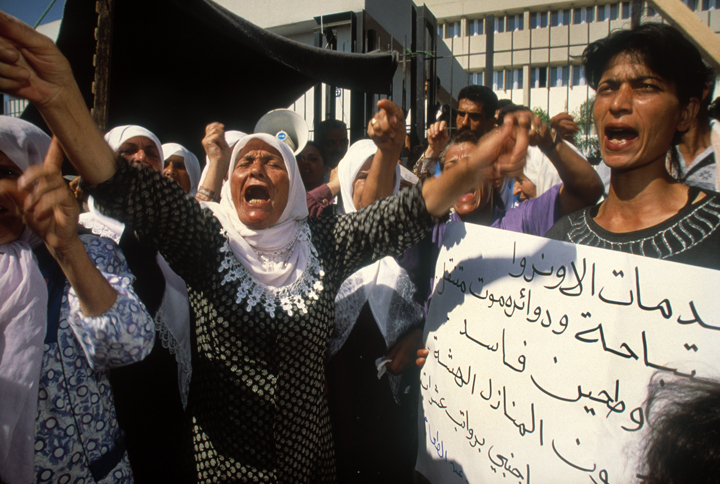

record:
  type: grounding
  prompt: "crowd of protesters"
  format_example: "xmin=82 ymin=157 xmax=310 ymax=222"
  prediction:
xmin=0 ymin=9 xmax=719 ymax=484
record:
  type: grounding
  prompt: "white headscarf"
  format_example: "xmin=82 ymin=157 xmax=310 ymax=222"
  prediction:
xmin=524 ymin=146 xmax=562 ymax=197
xmin=198 ymin=130 xmax=247 ymax=188
xmin=202 ymin=133 xmax=323 ymax=318
xmin=79 ymin=125 xmax=193 ymax=408
xmin=162 ymin=143 xmax=202 ymax=196
xmin=104 ymin=125 xmax=163 ymax=162
xmin=331 ymin=140 xmax=424 ymax=361
xmin=0 ymin=116 xmax=50 ymax=484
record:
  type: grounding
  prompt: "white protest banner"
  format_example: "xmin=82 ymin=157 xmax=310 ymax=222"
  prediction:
xmin=416 ymin=222 xmax=720 ymax=484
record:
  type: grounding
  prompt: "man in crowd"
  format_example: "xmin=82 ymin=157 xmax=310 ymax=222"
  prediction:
xmin=315 ymin=118 xmax=349 ymax=168
xmin=413 ymin=84 xmax=498 ymax=180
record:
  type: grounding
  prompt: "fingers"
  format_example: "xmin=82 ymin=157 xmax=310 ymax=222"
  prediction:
xmin=202 ymin=122 xmax=230 ymax=156
xmin=18 ymin=164 xmax=65 ymax=213
xmin=369 ymin=101 xmax=405 ymax=150
xmin=377 ymin=99 xmax=404 ymax=128
xmin=44 ymin=136 xmax=65 ymax=171
xmin=416 ymin=348 xmax=430 ymax=368
xmin=204 ymin=122 xmax=225 ymax=136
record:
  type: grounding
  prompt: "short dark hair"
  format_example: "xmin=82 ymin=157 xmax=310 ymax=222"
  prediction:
xmin=458 ymin=85 xmax=498 ymax=119
xmin=582 ymin=23 xmax=713 ymax=106
xmin=640 ymin=375 xmax=720 ymax=484
xmin=496 ymin=99 xmax=515 ymax=112
xmin=315 ymin=119 xmax=347 ymax=141
xmin=301 ymin=140 xmax=325 ymax=164
xmin=496 ymin=103 xmax=529 ymax=124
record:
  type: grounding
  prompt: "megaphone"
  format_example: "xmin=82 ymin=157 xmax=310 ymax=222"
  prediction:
xmin=254 ymin=109 xmax=309 ymax=156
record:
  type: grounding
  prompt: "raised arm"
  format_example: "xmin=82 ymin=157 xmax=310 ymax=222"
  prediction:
xmin=531 ymin=112 xmax=604 ymax=215
xmin=12 ymin=139 xmax=154 ymax=369
xmin=0 ymin=12 xmax=116 ymax=184
xmin=196 ymin=122 xmax=232 ymax=203
xmin=421 ymin=113 xmax=531 ymax=218
xmin=17 ymin=139 xmax=117 ymax=316
xmin=357 ymin=99 xmax=406 ymax=208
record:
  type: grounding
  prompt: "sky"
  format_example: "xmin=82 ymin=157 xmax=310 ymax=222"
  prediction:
xmin=1 ymin=0 xmax=66 ymax=27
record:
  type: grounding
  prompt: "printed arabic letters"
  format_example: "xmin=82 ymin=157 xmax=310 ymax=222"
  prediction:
xmin=487 ymin=446 xmax=526 ymax=480
xmin=677 ymin=300 xmax=720 ymax=331
xmin=509 ymin=256 xmax=527 ymax=279
xmin=461 ymin=319 xmax=499 ymax=352
xmin=544 ymin=264 xmax=567 ymax=290
xmin=641 ymin=331 xmax=696 ymax=378
xmin=502 ymin=328 xmax=526 ymax=372
xmin=559 ymin=258 xmax=588 ymax=297
xmin=502 ymin=385 xmax=536 ymax=436
xmin=552 ymin=314 xmax=569 ymax=335
xmin=441 ymin=262 xmax=467 ymax=293
xmin=469 ymin=277 xmax=489 ymax=300
xmin=635 ymin=267 xmax=672 ymax=319
xmin=598 ymin=286 xmax=634 ymax=306
xmin=621 ymin=406 xmax=645 ymax=432
xmin=574 ymin=324 xmax=639 ymax=360
xmin=530 ymin=374 xmax=582 ymax=403
xmin=551 ymin=439 xmax=597 ymax=473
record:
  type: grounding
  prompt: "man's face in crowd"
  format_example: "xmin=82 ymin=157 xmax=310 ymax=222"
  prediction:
xmin=322 ymin=128 xmax=349 ymax=168
xmin=456 ymin=99 xmax=495 ymax=137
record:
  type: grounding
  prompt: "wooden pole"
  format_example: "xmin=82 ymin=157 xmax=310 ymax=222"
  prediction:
xmin=92 ymin=0 xmax=114 ymax=131
xmin=648 ymin=0 xmax=720 ymax=71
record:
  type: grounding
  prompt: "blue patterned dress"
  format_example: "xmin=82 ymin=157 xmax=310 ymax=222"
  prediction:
xmin=33 ymin=235 xmax=155 ymax=483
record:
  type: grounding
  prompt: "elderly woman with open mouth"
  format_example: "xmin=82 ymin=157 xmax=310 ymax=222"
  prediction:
xmin=0 ymin=12 xmax=532 ymax=483
xmin=545 ymin=23 xmax=720 ymax=271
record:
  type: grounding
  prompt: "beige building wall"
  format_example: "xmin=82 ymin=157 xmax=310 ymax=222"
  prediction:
xmin=431 ymin=0 xmax=720 ymax=117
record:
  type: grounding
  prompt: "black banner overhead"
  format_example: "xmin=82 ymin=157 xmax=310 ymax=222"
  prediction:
xmin=23 ymin=0 xmax=397 ymax=159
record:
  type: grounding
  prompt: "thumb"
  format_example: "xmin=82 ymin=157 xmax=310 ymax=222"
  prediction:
xmin=377 ymin=98 xmax=394 ymax=112
xmin=44 ymin=136 xmax=65 ymax=172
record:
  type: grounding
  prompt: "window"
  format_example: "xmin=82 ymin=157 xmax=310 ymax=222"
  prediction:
xmin=509 ymin=69 xmax=523 ymax=89
xmin=684 ymin=0 xmax=699 ymax=10
xmin=445 ymin=21 xmax=461 ymax=39
xmin=470 ymin=72 xmax=484 ymax=85
xmin=495 ymin=16 xmax=505 ymax=33
xmin=530 ymin=12 xmax=548 ymax=29
xmin=507 ymin=14 xmax=524 ymax=31
xmin=573 ymin=6 xmax=595 ymax=23
xmin=597 ymin=4 xmax=618 ymax=21
xmin=702 ymin=0 xmax=719 ymax=10
xmin=530 ymin=67 xmax=547 ymax=88
xmin=572 ymin=65 xmax=586 ymax=86
xmin=493 ymin=70 xmax=505 ymax=90
xmin=621 ymin=2 xmax=631 ymax=18
xmin=550 ymin=66 xmax=570 ymax=87
xmin=468 ymin=18 xmax=484 ymax=35
xmin=551 ymin=9 xmax=571 ymax=26
xmin=438 ymin=24 xmax=443 ymax=37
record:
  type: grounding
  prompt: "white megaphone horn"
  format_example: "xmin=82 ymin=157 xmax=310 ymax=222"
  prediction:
xmin=254 ymin=109 xmax=309 ymax=156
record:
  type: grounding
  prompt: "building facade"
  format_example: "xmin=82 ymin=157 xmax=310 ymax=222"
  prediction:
xmin=428 ymin=0 xmax=720 ymax=117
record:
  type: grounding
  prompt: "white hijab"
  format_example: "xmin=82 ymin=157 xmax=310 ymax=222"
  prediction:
xmin=331 ymin=140 xmax=424 ymax=358
xmin=104 ymin=125 xmax=164 ymax=162
xmin=0 ymin=116 xmax=51 ymax=484
xmin=524 ymin=146 xmax=562 ymax=197
xmin=79 ymin=125 xmax=193 ymax=408
xmin=162 ymin=142 xmax=202 ymax=196
xmin=202 ymin=133 xmax=323 ymax=318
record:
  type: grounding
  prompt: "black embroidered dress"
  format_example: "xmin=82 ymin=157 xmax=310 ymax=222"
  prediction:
xmin=88 ymin=162 xmax=437 ymax=483
xmin=545 ymin=187 xmax=720 ymax=271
